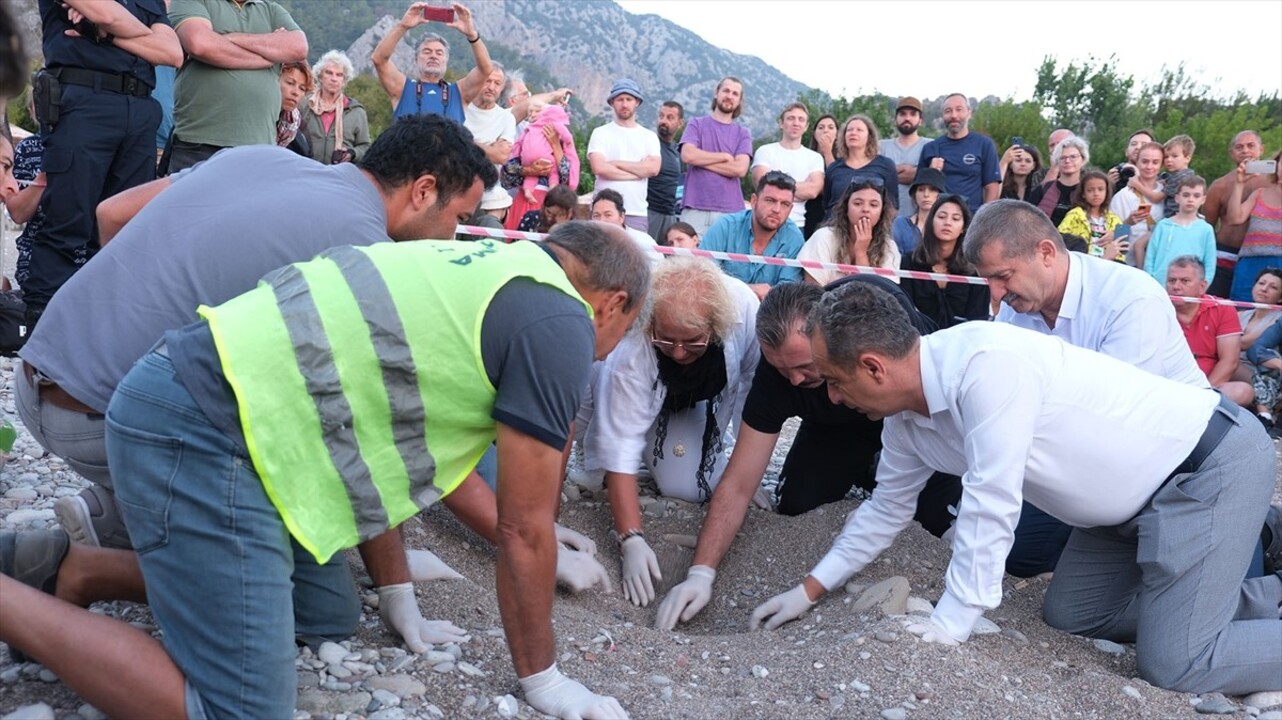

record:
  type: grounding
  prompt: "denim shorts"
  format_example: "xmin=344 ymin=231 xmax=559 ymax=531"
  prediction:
xmin=106 ymin=350 xmax=358 ymax=719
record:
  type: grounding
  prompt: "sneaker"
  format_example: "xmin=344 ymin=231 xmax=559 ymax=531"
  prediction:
xmin=1263 ymin=505 xmax=1282 ymax=576
xmin=53 ymin=485 xmax=132 ymax=550
xmin=0 ymin=529 xmax=69 ymax=663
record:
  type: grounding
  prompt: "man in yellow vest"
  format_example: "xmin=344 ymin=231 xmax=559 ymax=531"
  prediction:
xmin=0 ymin=222 xmax=649 ymax=719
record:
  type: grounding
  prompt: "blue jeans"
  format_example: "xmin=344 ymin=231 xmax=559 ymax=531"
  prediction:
xmin=106 ymin=351 xmax=358 ymax=719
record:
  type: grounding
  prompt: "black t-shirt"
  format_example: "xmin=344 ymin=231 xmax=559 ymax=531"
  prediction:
xmin=168 ymin=277 xmax=594 ymax=454
xmin=647 ymin=140 xmax=683 ymax=216
xmin=741 ymin=355 xmax=879 ymax=434
xmin=900 ymin=256 xmax=991 ymax=329
xmin=40 ymin=0 xmax=167 ymax=86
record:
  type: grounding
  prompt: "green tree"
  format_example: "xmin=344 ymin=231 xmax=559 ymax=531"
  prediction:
xmin=1153 ymin=106 xmax=1282 ymax=181
xmin=1033 ymin=54 xmax=1152 ymax=167
xmin=345 ymin=74 xmax=393 ymax=139
xmin=972 ymin=100 xmax=1051 ymax=157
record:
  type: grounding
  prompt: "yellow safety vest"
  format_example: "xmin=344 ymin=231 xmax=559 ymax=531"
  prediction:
xmin=199 ymin=240 xmax=590 ymax=563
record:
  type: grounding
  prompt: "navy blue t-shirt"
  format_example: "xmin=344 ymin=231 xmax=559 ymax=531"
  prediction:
xmin=40 ymin=0 xmax=168 ymax=87
xmin=917 ymin=133 xmax=1001 ymax=213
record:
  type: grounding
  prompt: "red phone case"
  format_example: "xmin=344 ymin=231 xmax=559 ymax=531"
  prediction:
xmin=422 ymin=6 xmax=454 ymax=22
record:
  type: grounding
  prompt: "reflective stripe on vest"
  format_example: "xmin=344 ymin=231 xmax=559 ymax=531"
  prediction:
xmin=200 ymin=240 xmax=590 ymax=563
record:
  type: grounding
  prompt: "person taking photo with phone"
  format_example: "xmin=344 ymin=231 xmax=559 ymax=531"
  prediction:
xmin=373 ymin=2 xmax=493 ymax=124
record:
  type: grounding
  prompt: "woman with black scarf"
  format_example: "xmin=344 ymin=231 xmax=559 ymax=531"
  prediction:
xmin=582 ymin=257 xmax=761 ymax=608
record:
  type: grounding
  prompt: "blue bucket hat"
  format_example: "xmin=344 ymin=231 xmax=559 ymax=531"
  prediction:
xmin=607 ymin=78 xmax=644 ymax=105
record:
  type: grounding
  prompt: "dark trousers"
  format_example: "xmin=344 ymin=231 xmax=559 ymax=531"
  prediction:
xmin=775 ymin=419 xmax=1071 ymax=577
xmin=166 ymin=137 xmax=226 ymax=174
xmin=26 ymin=85 xmax=160 ymax=309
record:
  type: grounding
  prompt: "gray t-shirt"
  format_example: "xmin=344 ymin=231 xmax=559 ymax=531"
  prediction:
xmin=879 ymin=136 xmax=932 ymax=211
xmin=19 ymin=146 xmax=389 ymax=413
xmin=168 ymin=276 xmax=595 ymax=454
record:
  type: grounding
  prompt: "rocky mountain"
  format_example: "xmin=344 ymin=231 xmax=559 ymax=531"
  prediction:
xmin=9 ymin=0 xmax=811 ymax=137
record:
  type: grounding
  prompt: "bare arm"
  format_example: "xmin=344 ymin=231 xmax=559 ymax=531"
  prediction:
xmin=357 ymin=528 xmax=412 ymax=587
xmin=450 ymin=4 xmax=492 ymax=106
xmin=176 ymin=19 xmax=274 ymax=69
xmin=495 ymin=422 xmax=561 ymax=677
xmin=97 ymin=177 xmax=171 ymax=245
xmin=614 ymin=156 xmax=660 ymax=178
xmin=588 ymin=153 xmax=642 ymax=181
xmin=372 ymin=5 xmax=420 ymax=105
xmin=1208 ymin=335 xmax=1242 ymax=387
xmin=64 ymin=0 xmax=150 ymax=38
xmin=511 ymin=88 xmax=570 ymax=123
xmin=440 ymin=471 xmax=499 ymax=544
xmin=480 ymin=139 xmax=513 ymax=165
xmin=691 ymin=426 xmax=778 ymax=568
xmin=223 ymin=29 xmax=308 ymax=64
xmin=6 ymin=173 xmax=44 ymax=224
xmin=1225 ymin=182 xmax=1259 ymax=226
xmin=983 ymin=181 xmax=1000 ymax=204
xmin=681 ymin=144 xmax=733 ymax=168
xmin=796 ymin=170 xmax=825 ymax=201
xmin=112 ymin=22 xmax=183 ymax=68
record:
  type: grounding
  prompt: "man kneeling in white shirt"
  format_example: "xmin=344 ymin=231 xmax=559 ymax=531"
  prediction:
xmin=749 ymin=281 xmax=1282 ymax=696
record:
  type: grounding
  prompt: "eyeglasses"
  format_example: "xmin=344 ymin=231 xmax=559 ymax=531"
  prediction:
xmin=650 ymin=333 xmax=711 ymax=353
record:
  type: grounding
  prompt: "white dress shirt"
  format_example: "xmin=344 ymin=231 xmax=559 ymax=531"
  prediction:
xmin=584 ymin=276 xmax=760 ymax=476
xmin=996 ymin=253 xmax=1208 ymax=388
xmin=808 ymin=323 xmax=1218 ymax=642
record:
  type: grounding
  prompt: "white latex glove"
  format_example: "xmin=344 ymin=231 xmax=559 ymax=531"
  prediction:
xmin=654 ymin=565 xmax=714 ymax=630
xmin=557 ymin=546 xmax=613 ymax=593
xmin=406 ymin=548 xmax=464 ymax=582
xmin=376 ymin=583 xmax=469 ymax=653
xmin=519 ymin=663 xmax=629 ymax=720
xmin=904 ymin=618 xmax=962 ymax=646
xmin=555 ymin=523 xmax=597 ymax=556
xmin=752 ymin=485 xmax=774 ymax=510
xmin=619 ymin=535 xmax=661 ymax=607
xmin=749 ymin=584 xmax=815 ymax=631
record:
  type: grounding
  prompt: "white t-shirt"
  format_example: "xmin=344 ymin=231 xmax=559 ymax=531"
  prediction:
xmin=797 ymin=226 xmax=902 ymax=285
xmin=587 ymin=122 xmax=661 ymax=217
xmin=464 ymin=103 xmax=517 ymax=144
xmin=750 ymin=142 xmax=824 ymax=226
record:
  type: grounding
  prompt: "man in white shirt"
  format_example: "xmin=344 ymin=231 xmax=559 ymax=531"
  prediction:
xmin=966 ymin=199 xmax=1208 ymax=388
xmin=587 ymin=79 xmax=661 ymax=232
xmin=463 ymin=61 xmax=516 ymax=172
xmin=750 ymin=281 xmax=1280 ymax=695
xmin=750 ymin=103 xmax=824 ymax=230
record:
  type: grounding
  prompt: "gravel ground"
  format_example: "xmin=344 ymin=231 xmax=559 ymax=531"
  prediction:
xmin=1 ymin=352 xmax=1281 ymax=720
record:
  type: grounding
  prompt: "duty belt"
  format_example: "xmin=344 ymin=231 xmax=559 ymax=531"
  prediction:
xmin=55 ymin=67 xmax=151 ymax=98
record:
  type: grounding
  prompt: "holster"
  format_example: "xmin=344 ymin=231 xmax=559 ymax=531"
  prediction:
xmin=31 ymin=68 xmax=62 ymax=131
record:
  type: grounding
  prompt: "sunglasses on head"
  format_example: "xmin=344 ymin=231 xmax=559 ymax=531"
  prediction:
xmin=847 ymin=176 xmax=886 ymax=192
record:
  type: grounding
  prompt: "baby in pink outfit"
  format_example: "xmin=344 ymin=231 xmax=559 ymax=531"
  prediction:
xmin=511 ymin=103 xmax=580 ymax=204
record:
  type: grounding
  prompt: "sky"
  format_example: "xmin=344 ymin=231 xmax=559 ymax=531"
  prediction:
xmin=615 ymin=0 xmax=1282 ymax=101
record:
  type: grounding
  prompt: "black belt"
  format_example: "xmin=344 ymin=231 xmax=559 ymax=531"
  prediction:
xmin=1166 ymin=393 xmax=1238 ymax=480
xmin=55 ymin=67 xmax=151 ymax=98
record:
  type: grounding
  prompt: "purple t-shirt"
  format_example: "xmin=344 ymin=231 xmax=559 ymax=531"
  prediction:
xmin=680 ymin=116 xmax=753 ymax=213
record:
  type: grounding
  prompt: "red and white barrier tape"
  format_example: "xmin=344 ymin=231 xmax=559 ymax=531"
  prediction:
xmin=455 ymin=225 xmax=1282 ymax=312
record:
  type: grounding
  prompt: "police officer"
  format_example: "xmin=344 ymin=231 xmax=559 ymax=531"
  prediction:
xmin=26 ymin=0 xmax=181 ymax=328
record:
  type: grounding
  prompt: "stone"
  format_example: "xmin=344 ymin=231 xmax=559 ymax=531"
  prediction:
xmin=37 ymin=668 xmax=57 ymax=682
xmin=371 ymin=689 xmax=401 ymax=708
xmin=874 ymin=631 xmax=897 ymax=644
xmin=905 ymin=597 xmax=934 ymax=615
xmin=1001 ymin=628 xmax=1028 ymax=644
xmin=1245 ymin=692 xmax=1282 ymax=710
xmin=1122 ymin=686 xmax=1144 ymax=701
xmin=366 ymin=674 xmax=427 ymax=698
xmin=496 ymin=695 xmax=520 ymax=719
xmin=650 ymin=675 xmax=672 ymax=685
xmin=76 ymin=706 xmax=107 ymax=720
xmin=850 ymin=577 xmax=911 ymax=615
xmin=1258 ymin=712 xmax=1282 ymax=720
xmin=1 ymin=704 xmax=55 ymax=720
xmin=295 ymin=689 xmax=373 ymax=716
xmin=317 ymin=641 xmax=347 ymax=666
xmin=1092 ymin=639 xmax=1126 ymax=655
xmin=421 ymin=650 xmax=454 ymax=665
xmin=432 ymin=661 xmax=455 ymax=673
xmin=457 ymin=661 xmax=486 ymax=677
xmin=326 ymin=663 xmax=353 ymax=679
xmin=3 ymin=487 xmax=37 ymax=500
xmin=751 ymin=665 xmax=769 ymax=678
xmin=368 ymin=709 xmax=406 ymax=720
xmin=971 ymin=617 xmax=1000 ymax=634
xmin=850 ymin=680 xmax=871 ymax=693
xmin=880 ymin=709 xmax=907 ymax=720
xmin=1196 ymin=693 xmax=1237 ymax=715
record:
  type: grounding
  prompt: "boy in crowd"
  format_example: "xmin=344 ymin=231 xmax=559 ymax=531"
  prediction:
xmin=1144 ymin=176 xmax=1216 ymax=286
xmin=1159 ymin=135 xmax=1197 ymax=218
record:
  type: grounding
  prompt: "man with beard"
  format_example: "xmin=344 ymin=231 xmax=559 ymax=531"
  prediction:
xmin=680 ymin=76 xmax=753 ymax=236
xmin=373 ymin=2 xmax=493 ymax=124
xmin=587 ymin=78 xmax=661 ymax=232
xmin=751 ymin=103 xmax=825 ymax=231
xmin=699 ymin=171 xmax=804 ymax=298
xmin=878 ymin=97 xmax=933 ymax=211
xmin=647 ymin=100 xmax=685 ymax=242
xmin=918 ymin=93 xmax=1000 ymax=213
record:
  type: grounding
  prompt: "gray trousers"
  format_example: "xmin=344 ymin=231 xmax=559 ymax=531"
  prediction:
xmin=14 ymin=360 xmax=113 ymax=488
xmin=1043 ymin=405 xmax=1282 ymax=694
xmin=647 ymin=211 xmax=680 ymax=243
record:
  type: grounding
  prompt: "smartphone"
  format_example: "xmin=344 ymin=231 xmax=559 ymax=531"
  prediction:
xmin=1011 ymin=136 xmax=1024 ymax=147
xmin=1247 ymin=160 xmax=1278 ymax=175
xmin=422 ymin=6 xmax=455 ymax=22
xmin=1114 ymin=224 xmax=1131 ymax=239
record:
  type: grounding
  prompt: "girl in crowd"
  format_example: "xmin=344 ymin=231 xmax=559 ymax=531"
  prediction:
xmin=900 ymin=193 xmax=990 ymax=329
xmin=821 ymin=115 xmax=899 ymax=220
xmin=1232 ymin=268 xmax=1282 ymax=424
xmin=803 ymin=114 xmax=838 ymax=238
xmin=1059 ymin=169 xmax=1126 ymax=261
xmin=799 ymin=178 xmax=900 ymax=285
xmin=1225 ymin=151 xmax=1282 ymax=301
xmin=1110 ymin=141 xmax=1165 ymax=267
xmin=1031 ymin=136 xmax=1089 ymax=226
xmin=301 ymin=50 xmax=371 ymax=165
xmin=891 ymin=167 xmax=946 ymax=255
xmin=663 ymin=221 xmax=700 ymax=249
xmin=516 ymin=184 xmax=578 ymax=233
xmin=276 ymin=61 xmax=313 ymax=157
xmin=582 ymin=257 xmax=759 ymax=607
xmin=1000 ymin=143 xmax=1043 ymax=202
xmin=505 ymin=100 xmax=579 ymax=230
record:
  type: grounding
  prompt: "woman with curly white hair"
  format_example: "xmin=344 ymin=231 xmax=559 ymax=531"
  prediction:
xmin=1030 ymin=135 xmax=1090 ymax=226
xmin=301 ymin=50 xmax=371 ymax=165
xmin=581 ymin=256 xmax=760 ymax=607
